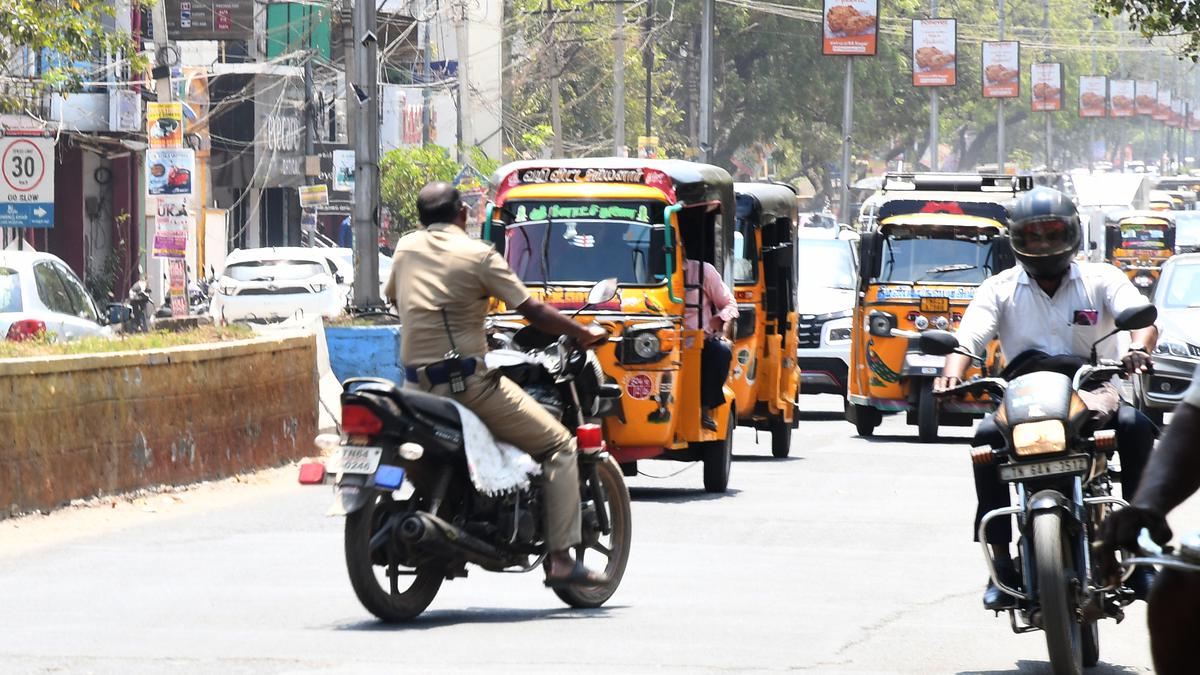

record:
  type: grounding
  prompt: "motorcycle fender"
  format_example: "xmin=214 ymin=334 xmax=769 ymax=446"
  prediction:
xmin=1028 ymin=489 xmax=1081 ymax=535
xmin=327 ymin=475 xmax=372 ymax=516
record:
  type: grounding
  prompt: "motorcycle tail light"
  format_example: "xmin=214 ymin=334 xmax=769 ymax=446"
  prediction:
xmin=1012 ymin=420 xmax=1066 ymax=457
xmin=6 ymin=318 xmax=46 ymax=342
xmin=576 ymin=423 xmax=604 ymax=453
xmin=298 ymin=462 xmax=327 ymax=485
xmin=342 ymin=404 xmax=383 ymax=435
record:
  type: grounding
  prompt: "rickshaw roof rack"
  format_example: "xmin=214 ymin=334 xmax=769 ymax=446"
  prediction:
xmin=882 ymin=172 xmax=1034 ymax=194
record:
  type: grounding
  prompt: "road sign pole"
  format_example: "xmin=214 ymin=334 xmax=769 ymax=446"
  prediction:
xmin=839 ymin=57 xmax=854 ymax=225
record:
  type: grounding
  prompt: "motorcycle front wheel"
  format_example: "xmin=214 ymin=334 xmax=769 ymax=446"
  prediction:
xmin=344 ymin=493 xmax=444 ymax=623
xmin=1034 ymin=510 xmax=1084 ymax=675
xmin=553 ymin=456 xmax=633 ymax=609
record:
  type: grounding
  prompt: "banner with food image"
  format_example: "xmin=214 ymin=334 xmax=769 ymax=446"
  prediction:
xmin=912 ymin=19 xmax=956 ymax=87
xmin=146 ymin=102 xmax=184 ymax=149
xmin=1135 ymin=81 xmax=1157 ymax=115
xmin=1030 ymin=62 xmax=1062 ymax=111
xmin=823 ymin=0 xmax=878 ymax=56
xmin=1078 ymin=76 xmax=1107 ymax=118
xmin=1109 ymin=79 xmax=1135 ymax=118
xmin=1154 ymin=89 xmax=1171 ymax=121
xmin=981 ymin=41 xmax=1019 ymax=98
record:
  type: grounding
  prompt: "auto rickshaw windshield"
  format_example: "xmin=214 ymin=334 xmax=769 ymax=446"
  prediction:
xmin=502 ymin=199 xmax=667 ymax=285
xmin=876 ymin=226 xmax=1003 ymax=284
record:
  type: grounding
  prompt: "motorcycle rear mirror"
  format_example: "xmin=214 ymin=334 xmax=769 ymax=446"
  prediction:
xmin=1114 ymin=304 xmax=1157 ymax=331
xmin=587 ymin=278 xmax=619 ymax=306
xmin=918 ymin=330 xmax=959 ymax=356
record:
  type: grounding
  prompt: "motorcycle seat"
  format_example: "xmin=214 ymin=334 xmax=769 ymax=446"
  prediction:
xmin=395 ymin=388 xmax=462 ymax=425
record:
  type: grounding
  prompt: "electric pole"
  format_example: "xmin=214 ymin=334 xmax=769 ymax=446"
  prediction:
xmin=455 ymin=0 xmax=470 ymax=161
xmin=996 ymin=0 xmax=1005 ymax=172
xmin=838 ymin=58 xmax=853 ymax=225
xmin=698 ymin=0 xmax=714 ymax=163
xmin=1043 ymin=0 xmax=1052 ymax=169
xmin=643 ymin=0 xmax=654 ymax=143
xmin=351 ymin=0 xmax=381 ymax=308
xmin=613 ymin=1 xmax=626 ymax=155
xmin=422 ymin=15 xmax=432 ymax=145
xmin=928 ymin=0 xmax=939 ymax=171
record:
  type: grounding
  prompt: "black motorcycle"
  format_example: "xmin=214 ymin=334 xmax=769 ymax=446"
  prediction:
xmin=301 ymin=279 xmax=631 ymax=622
xmin=921 ymin=303 xmax=1157 ymax=675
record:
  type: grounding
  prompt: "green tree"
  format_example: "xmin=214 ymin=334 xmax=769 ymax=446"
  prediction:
xmin=380 ymin=146 xmax=500 ymax=232
xmin=0 ymin=0 xmax=144 ymax=111
xmin=1095 ymin=1 xmax=1200 ymax=58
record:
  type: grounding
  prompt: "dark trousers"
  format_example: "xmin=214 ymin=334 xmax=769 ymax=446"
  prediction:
xmin=973 ymin=403 xmax=1155 ymax=543
xmin=701 ymin=337 xmax=733 ymax=409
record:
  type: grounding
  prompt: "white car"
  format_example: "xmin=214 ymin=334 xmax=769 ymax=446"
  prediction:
xmin=0 ymin=251 xmax=108 ymax=341
xmin=209 ymin=248 xmax=346 ymax=323
xmin=794 ymin=231 xmax=858 ymax=399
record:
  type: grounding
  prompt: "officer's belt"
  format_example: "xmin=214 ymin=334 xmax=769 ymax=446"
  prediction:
xmin=404 ymin=357 xmax=482 ymax=387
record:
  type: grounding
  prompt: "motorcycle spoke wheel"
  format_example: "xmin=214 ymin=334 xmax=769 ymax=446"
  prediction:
xmin=344 ymin=493 xmax=444 ymax=623
xmin=553 ymin=457 xmax=633 ymax=609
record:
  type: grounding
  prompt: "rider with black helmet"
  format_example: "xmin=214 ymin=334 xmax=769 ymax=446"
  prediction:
xmin=934 ymin=186 xmax=1160 ymax=609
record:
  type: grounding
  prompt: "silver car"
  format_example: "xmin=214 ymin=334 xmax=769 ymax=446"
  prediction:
xmin=0 ymin=251 xmax=108 ymax=341
xmin=1134 ymin=252 xmax=1200 ymax=424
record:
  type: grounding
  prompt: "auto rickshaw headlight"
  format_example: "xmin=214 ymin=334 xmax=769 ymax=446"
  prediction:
xmin=632 ymin=332 xmax=661 ymax=359
xmin=1134 ymin=274 xmax=1154 ymax=288
xmin=867 ymin=311 xmax=897 ymax=337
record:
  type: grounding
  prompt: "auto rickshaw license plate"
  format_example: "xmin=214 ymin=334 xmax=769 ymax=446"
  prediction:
xmin=920 ymin=297 xmax=949 ymax=313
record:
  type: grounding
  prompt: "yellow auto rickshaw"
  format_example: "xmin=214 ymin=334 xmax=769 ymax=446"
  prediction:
xmin=730 ymin=182 xmax=801 ymax=457
xmin=846 ymin=173 xmax=1023 ymax=442
xmin=1105 ymin=211 xmax=1175 ymax=296
xmin=484 ymin=159 xmax=741 ymax=492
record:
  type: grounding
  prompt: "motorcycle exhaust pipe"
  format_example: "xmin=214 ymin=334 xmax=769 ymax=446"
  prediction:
xmin=398 ymin=512 xmax=511 ymax=569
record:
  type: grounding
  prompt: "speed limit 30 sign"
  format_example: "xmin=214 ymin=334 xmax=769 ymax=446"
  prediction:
xmin=0 ymin=135 xmax=55 ymax=229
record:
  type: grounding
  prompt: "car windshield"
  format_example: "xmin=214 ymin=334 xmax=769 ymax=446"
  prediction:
xmin=0 ymin=268 xmax=20 ymax=312
xmin=224 ymin=260 xmax=328 ymax=282
xmin=1120 ymin=224 xmax=1168 ymax=250
xmin=503 ymin=201 xmax=665 ymax=285
xmin=1174 ymin=213 xmax=1200 ymax=247
xmin=878 ymin=234 xmax=999 ymax=284
xmin=1161 ymin=262 xmax=1200 ymax=308
xmin=797 ymin=239 xmax=855 ymax=290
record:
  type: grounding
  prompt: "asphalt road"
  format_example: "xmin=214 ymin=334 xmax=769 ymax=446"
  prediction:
xmin=1 ymin=395 xmax=1192 ymax=674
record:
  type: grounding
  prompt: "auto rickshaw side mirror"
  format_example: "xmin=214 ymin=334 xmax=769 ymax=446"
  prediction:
xmin=858 ymin=231 xmax=883 ymax=285
xmin=1105 ymin=225 xmax=1119 ymax=256
xmin=587 ymin=278 xmax=619 ymax=306
xmin=992 ymin=235 xmax=1016 ymax=272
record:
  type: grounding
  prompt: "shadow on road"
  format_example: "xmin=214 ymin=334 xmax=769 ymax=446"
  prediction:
xmin=629 ymin=486 xmax=741 ymax=503
xmin=794 ymin=410 xmax=845 ymax=422
xmin=732 ymin=454 xmax=804 ymax=463
xmin=856 ymin=433 xmax=976 ymax=446
xmin=335 ymin=605 xmax=626 ymax=631
xmin=957 ymin=660 xmax=1141 ymax=675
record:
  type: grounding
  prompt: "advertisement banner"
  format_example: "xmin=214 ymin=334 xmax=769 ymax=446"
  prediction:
xmin=153 ymin=201 xmax=191 ymax=260
xmin=146 ymin=148 xmax=195 ymax=197
xmin=1154 ymin=90 xmax=1171 ymax=122
xmin=912 ymin=19 xmax=957 ymax=87
xmin=299 ymin=184 xmax=329 ymax=208
xmin=168 ymin=259 xmax=188 ymax=318
xmin=982 ymin=41 xmax=1020 ymax=98
xmin=180 ymin=67 xmax=211 ymax=156
xmin=1031 ymin=63 xmax=1063 ymax=111
xmin=332 ymin=150 xmax=355 ymax=193
xmin=162 ymin=0 xmax=254 ymax=41
xmin=823 ymin=0 xmax=878 ymax=56
xmin=1136 ymin=81 xmax=1158 ymax=116
xmin=146 ymin=102 xmax=184 ymax=148
xmin=1079 ymin=76 xmax=1107 ymax=118
xmin=1109 ymin=80 xmax=1136 ymax=118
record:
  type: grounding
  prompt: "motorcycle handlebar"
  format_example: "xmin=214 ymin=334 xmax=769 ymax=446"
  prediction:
xmin=934 ymin=377 xmax=1007 ymax=399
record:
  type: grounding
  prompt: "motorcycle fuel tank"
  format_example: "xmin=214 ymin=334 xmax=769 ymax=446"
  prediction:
xmin=1003 ymin=371 xmax=1073 ymax=427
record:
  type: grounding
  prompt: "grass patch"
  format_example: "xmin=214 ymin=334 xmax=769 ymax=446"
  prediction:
xmin=0 ymin=325 xmax=256 ymax=359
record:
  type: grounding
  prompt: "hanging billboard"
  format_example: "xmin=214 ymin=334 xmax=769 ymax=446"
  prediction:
xmin=162 ymin=1 xmax=255 ymax=41
xmin=1135 ymin=81 xmax=1158 ymax=116
xmin=1154 ymin=89 xmax=1171 ymax=122
xmin=1109 ymin=79 xmax=1136 ymax=118
xmin=982 ymin=41 xmax=1019 ymax=98
xmin=822 ymin=0 xmax=878 ymax=56
xmin=1031 ymin=63 xmax=1062 ymax=111
xmin=912 ymin=19 xmax=956 ymax=87
xmin=1079 ymin=76 xmax=1107 ymax=118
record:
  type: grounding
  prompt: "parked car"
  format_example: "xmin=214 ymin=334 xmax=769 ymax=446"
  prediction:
xmin=795 ymin=228 xmax=858 ymax=400
xmin=209 ymin=247 xmax=346 ymax=323
xmin=0 ymin=251 xmax=109 ymax=341
xmin=317 ymin=247 xmax=394 ymax=302
xmin=1134 ymin=252 xmax=1200 ymax=425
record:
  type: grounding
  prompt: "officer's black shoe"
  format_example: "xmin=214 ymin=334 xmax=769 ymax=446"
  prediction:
xmin=983 ymin=559 xmax=1020 ymax=610
xmin=1126 ymin=565 xmax=1157 ymax=601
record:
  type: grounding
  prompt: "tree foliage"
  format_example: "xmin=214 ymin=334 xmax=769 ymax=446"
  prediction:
xmin=1094 ymin=1 xmax=1200 ymax=58
xmin=380 ymin=146 xmax=499 ymax=230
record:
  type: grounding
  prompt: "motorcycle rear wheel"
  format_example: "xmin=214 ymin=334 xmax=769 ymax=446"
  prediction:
xmin=1034 ymin=510 xmax=1084 ymax=675
xmin=345 ymin=493 xmax=444 ymax=623
xmin=554 ymin=456 xmax=633 ymax=609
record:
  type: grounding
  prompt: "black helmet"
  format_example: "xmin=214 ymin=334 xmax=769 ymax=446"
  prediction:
xmin=1008 ymin=186 xmax=1081 ymax=279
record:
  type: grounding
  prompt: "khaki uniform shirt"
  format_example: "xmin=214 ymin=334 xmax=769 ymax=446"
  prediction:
xmin=384 ymin=222 xmax=530 ymax=366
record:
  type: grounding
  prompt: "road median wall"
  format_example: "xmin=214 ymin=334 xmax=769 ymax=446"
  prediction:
xmin=0 ymin=334 xmax=318 ymax=518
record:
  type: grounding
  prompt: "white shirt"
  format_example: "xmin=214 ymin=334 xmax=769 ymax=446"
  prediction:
xmin=955 ymin=262 xmax=1149 ymax=363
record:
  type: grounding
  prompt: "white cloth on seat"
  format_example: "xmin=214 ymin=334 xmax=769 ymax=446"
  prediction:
xmin=448 ymin=400 xmax=542 ymax=496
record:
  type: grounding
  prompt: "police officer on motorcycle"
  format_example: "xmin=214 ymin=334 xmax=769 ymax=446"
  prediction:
xmin=934 ymin=186 xmax=1159 ymax=609
xmin=1097 ymin=368 xmax=1200 ymax=675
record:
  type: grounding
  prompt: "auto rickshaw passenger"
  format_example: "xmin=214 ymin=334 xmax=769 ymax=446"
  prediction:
xmin=682 ymin=245 xmax=739 ymax=431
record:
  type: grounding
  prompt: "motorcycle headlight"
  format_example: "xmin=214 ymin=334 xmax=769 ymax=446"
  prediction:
xmin=632 ymin=332 xmax=660 ymax=359
xmin=1011 ymin=420 xmax=1067 ymax=457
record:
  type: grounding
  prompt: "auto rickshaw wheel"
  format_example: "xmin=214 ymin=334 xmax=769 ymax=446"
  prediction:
xmin=917 ymin=380 xmax=939 ymax=443
xmin=769 ymin=415 xmax=791 ymax=458
xmin=701 ymin=410 xmax=735 ymax=493
xmin=849 ymin=403 xmax=880 ymax=437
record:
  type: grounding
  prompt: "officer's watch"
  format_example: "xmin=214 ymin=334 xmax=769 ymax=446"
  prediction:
xmin=1127 ymin=343 xmax=1149 ymax=354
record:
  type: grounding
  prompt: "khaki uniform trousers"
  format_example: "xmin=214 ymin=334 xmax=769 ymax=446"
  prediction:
xmin=409 ymin=369 xmax=581 ymax=550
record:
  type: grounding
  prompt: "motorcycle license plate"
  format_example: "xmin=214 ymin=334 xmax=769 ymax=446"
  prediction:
xmin=999 ymin=456 xmax=1088 ymax=482
xmin=331 ymin=446 xmax=383 ymax=475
